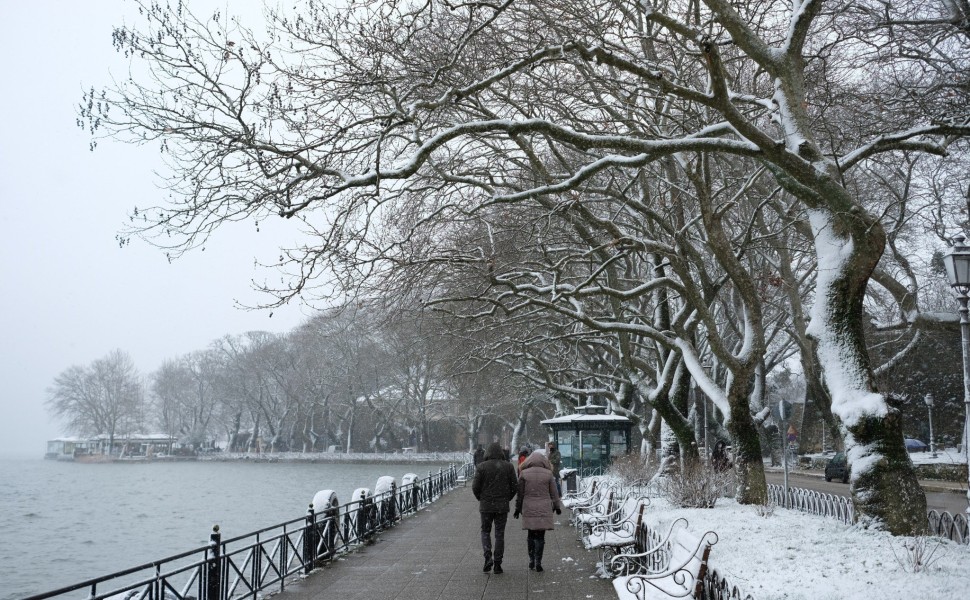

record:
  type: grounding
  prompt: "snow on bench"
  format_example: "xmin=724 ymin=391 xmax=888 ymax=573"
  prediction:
xmin=611 ymin=519 xmax=717 ymax=600
xmin=584 ymin=497 xmax=649 ymax=571
xmin=562 ymin=476 xmax=606 ymax=509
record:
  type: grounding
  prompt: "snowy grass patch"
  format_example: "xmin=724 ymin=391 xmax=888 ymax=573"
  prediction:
xmin=642 ymin=497 xmax=970 ymax=600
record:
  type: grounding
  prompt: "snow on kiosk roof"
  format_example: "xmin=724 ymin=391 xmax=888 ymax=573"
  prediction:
xmin=540 ymin=413 xmax=632 ymax=424
xmin=540 ymin=403 xmax=632 ymax=426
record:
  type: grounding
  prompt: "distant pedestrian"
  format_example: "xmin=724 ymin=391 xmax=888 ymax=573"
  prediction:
xmin=473 ymin=444 xmax=485 ymax=466
xmin=712 ymin=440 xmax=731 ymax=472
xmin=472 ymin=442 xmax=518 ymax=574
xmin=514 ymin=450 xmax=562 ymax=572
xmin=546 ymin=441 xmax=562 ymax=494
xmin=517 ymin=446 xmax=530 ymax=474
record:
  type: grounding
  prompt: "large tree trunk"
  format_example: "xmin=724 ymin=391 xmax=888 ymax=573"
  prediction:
xmin=648 ymin=365 xmax=700 ymax=464
xmin=726 ymin=373 xmax=768 ymax=505
xmin=777 ymin=240 xmax=839 ymax=452
xmin=808 ymin=209 xmax=926 ymax=534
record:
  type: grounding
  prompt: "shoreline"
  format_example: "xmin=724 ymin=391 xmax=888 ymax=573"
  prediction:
xmin=197 ymin=450 xmax=471 ymax=464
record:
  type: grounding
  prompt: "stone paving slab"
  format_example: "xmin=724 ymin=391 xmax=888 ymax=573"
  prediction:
xmin=275 ymin=487 xmax=615 ymax=600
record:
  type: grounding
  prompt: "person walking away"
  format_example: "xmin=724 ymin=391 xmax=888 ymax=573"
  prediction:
xmin=546 ymin=441 xmax=562 ymax=494
xmin=473 ymin=444 xmax=485 ymax=466
xmin=514 ymin=450 xmax=562 ymax=572
xmin=472 ymin=442 xmax=518 ymax=574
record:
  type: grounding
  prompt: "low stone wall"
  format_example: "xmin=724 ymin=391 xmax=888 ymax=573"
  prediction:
xmin=916 ymin=463 xmax=968 ymax=481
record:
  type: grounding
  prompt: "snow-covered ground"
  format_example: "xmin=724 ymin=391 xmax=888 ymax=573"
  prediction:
xmin=907 ymin=447 xmax=967 ymax=467
xmin=637 ymin=498 xmax=970 ymax=600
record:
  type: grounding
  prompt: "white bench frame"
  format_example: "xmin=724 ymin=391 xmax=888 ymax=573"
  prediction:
xmin=583 ymin=496 xmax=650 ymax=568
xmin=573 ymin=487 xmax=621 ymax=533
xmin=611 ymin=518 xmax=717 ymax=600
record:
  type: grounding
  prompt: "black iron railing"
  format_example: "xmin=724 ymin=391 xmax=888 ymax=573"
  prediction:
xmin=767 ymin=483 xmax=855 ymax=524
xmin=24 ymin=465 xmax=464 ymax=600
xmin=927 ymin=509 xmax=969 ymax=544
xmin=701 ymin=568 xmax=756 ymax=600
xmin=768 ymin=483 xmax=970 ymax=544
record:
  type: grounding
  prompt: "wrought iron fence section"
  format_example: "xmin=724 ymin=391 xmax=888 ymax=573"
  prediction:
xmin=24 ymin=464 xmax=466 ymax=600
xmin=927 ymin=510 xmax=969 ymax=544
xmin=770 ymin=484 xmax=969 ymax=545
xmin=220 ymin=519 xmax=308 ymax=600
xmin=701 ymin=568 xmax=756 ymax=600
xmin=766 ymin=483 xmax=855 ymax=524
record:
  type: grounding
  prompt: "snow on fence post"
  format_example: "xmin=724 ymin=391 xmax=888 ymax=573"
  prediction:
xmin=303 ymin=503 xmax=317 ymax=575
xmin=205 ymin=525 xmax=221 ymax=600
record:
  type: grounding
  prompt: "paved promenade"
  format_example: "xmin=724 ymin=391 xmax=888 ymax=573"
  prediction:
xmin=276 ymin=486 xmax=615 ymax=600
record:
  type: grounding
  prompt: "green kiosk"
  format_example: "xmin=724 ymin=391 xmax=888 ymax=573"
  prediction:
xmin=542 ymin=403 xmax=633 ymax=477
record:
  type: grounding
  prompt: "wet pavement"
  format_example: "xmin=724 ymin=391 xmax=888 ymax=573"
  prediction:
xmin=273 ymin=486 xmax=615 ymax=600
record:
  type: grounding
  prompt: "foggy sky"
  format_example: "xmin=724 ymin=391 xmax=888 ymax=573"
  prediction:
xmin=0 ymin=2 xmax=310 ymax=457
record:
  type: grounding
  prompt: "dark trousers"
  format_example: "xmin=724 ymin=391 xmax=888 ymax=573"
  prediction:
xmin=480 ymin=512 xmax=508 ymax=563
xmin=527 ymin=530 xmax=546 ymax=565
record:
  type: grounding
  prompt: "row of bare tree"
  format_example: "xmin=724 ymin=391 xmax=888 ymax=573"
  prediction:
xmin=46 ymin=304 xmax=547 ymax=455
xmin=76 ymin=0 xmax=970 ymax=533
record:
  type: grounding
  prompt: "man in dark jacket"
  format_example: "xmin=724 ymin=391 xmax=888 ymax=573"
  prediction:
xmin=472 ymin=442 xmax=517 ymax=574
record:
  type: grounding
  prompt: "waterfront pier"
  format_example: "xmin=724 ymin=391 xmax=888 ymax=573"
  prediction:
xmin=276 ymin=487 xmax=613 ymax=600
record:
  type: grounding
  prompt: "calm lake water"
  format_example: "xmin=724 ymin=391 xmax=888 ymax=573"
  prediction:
xmin=0 ymin=457 xmax=452 ymax=600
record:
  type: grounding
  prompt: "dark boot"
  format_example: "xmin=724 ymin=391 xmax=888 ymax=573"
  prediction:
xmin=493 ymin=562 xmax=503 ymax=574
xmin=528 ymin=536 xmax=536 ymax=570
xmin=483 ymin=551 xmax=493 ymax=573
xmin=534 ymin=537 xmax=545 ymax=572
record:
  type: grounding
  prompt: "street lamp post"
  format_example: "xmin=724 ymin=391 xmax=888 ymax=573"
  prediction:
xmin=703 ymin=394 xmax=709 ymax=460
xmin=924 ymin=393 xmax=936 ymax=458
xmin=941 ymin=234 xmax=970 ymax=515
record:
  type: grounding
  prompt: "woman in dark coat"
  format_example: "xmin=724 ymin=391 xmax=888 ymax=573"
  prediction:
xmin=513 ymin=450 xmax=562 ymax=571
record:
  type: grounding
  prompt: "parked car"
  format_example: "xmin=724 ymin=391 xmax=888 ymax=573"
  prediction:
xmin=904 ymin=438 xmax=928 ymax=453
xmin=824 ymin=452 xmax=849 ymax=483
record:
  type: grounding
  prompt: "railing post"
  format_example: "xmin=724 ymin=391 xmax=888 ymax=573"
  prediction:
xmin=304 ymin=503 xmax=317 ymax=574
xmin=206 ymin=525 xmax=221 ymax=600
xmin=389 ymin=482 xmax=398 ymax=524
xmin=322 ymin=501 xmax=338 ymax=559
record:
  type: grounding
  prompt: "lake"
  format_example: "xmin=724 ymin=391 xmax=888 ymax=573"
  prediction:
xmin=0 ymin=457 xmax=453 ymax=600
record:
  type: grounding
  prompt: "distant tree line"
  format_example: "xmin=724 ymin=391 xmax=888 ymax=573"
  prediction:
xmin=46 ymin=301 xmax=549 ymax=454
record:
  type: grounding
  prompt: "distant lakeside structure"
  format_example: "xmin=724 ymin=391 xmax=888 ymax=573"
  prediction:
xmin=45 ymin=435 xmax=468 ymax=464
xmin=45 ymin=433 xmax=183 ymax=462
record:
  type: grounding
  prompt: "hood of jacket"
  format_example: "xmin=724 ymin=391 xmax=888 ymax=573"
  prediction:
xmin=483 ymin=442 xmax=505 ymax=461
xmin=520 ymin=450 xmax=552 ymax=471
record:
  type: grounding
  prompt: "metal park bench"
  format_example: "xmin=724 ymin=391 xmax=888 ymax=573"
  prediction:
xmin=583 ymin=496 xmax=649 ymax=569
xmin=561 ymin=475 xmax=605 ymax=509
xmin=610 ymin=518 xmax=717 ymax=600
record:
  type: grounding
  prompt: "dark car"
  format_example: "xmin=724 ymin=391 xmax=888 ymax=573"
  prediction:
xmin=904 ymin=438 xmax=928 ymax=453
xmin=824 ymin=452 xmax=849 ymax=483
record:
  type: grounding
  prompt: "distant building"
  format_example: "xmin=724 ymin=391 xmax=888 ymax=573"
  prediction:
xmin=45 ymin=433 xmax=178 ymax=461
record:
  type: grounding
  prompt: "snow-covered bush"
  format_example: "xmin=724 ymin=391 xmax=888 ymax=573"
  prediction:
xmin=657 ymin=458 xmax=732 ymax=508
xmin=754 ymin=498 xmax=776 ymax=518
xmin=605 ymin=453 xmax=653 ymax=486
xmin=890 ymin=536 xmax=947 ymax=573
